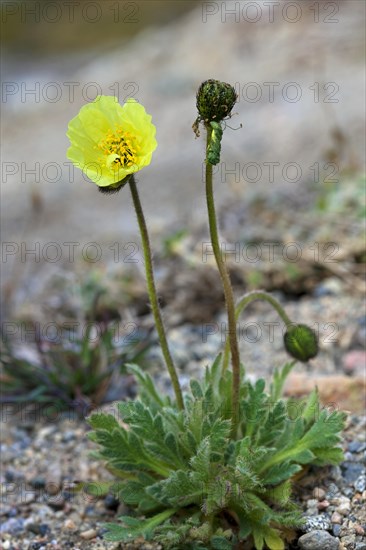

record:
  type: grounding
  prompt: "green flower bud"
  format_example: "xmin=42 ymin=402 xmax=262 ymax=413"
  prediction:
xmin=196 ymin=79 xmax=237 ymax=123
xmin=283 ymin=324 xmax=319 ymax=362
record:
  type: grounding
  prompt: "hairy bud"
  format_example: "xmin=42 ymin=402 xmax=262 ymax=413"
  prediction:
xmin=283 ymin=324 xmax=319 ymax=362
xmin=196 ymin=79 xmax=237 ymax=123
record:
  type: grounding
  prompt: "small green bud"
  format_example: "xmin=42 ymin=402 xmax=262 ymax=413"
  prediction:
xmin=283 ymin=324 xmax=319 ymax=362
xmin=196 ymin=79 xmax=237 ymax=123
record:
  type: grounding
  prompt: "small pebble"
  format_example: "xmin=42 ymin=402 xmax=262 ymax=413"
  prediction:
xmin=0 ymin=517 xmax=25 ymax=534
xmin=48 ymin=498 xmax=65 ymax=511
xmin=333 ymin=524 xmax=342 ymax=537
xmin=298 ymin=530 xmax=339 ymax=550
xmin=314 ymin=279 xmax=342 ymax=297
xmin=314 ymin=487 xmax=327 ymax=501
xmin=62 ymin=430 xmax=75 ymax=443
xmin=332 ymin=512 xmax=343 ymax=524
xmin=30 ymin=477 xmax=46 ymax=489
xmin=355 ymin=543 xmax=366 ymax=550
xmin=348 ymin=441 xmax=365 ymax=453
xmin=342 ymin=462 xmax=365 ymax=484
xmin=341 ymin=534 xmax=356 ymax=548
xmin=64 ymin=519 xmax=77 ymax=530
xmin=318 ymin=500 xmax=330 ymax=510
xmin=80 ymin=528 xmax=97 ymax=540
xmin=354 ymin=474 xmax=366 ymax=493
xmin=353 ymin=523 xmax=365 ymax=535
xmin=336 ymin=497 xmax=351 ymax=516
xmin=104 ymin=494 xmax=119 ymax=511
xmin=304 ymin=515 xmax=331 ymax=532
xmin=343 ymin=487 xmax=355 ymax=498
xmin=26 ymin=523 xmax=49 ymax=536
xmin=343 ymin=351 xmax=366 ymax=376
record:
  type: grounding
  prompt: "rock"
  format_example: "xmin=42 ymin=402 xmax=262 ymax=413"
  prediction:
xmin=318 ymin=500 xmax=330 ymax=510
xmin=62 ymin=430 xmax=76 ymax=443
xmin=0 ymin=504 xmax=14 ymax=517
xmin=348 ymin=441 xmax=366 ymax=453
xmin=343 ymin=487 xmax=355 ymax=498
xmin=0 ymin=517 xmax=25 ymax=534
xmin=28 ymin=543 xmax=45 ymax=550
xmin=354 ymin=474 xmax=366 ymax=492
xmin=104 ymin=494 xmax=119 ymax=511
xmin=333 ymin=524 xmax=342 ymax=537
xmin=48 ymin=498 xmax=65 ymax=511
xmin=30 ymin=477 xmax=47 ymax=489
xmin=314 ymin=487 xmax=327 ymax=501
xmin=80 ymin=528 xmax=97 ymax=540
xmin=341 ymin=462 xmax=365 ymax=484
xmin=331 ymin=512 xmax=343 ymax=524
xmin=45 ymin=461 xmax=62 ymax=495
xmin=284 ymin=374 xmax=366 ymax=414
xmin=343 ymin=351 xmax=366 ymax=376
xmin=26 ymin=522 xmax=49 ymax=536
xmin=335 ymin=497 xmax=351 ymax=516
xmin=63 ymin=518 xmax=77 ymax=530
xmin=314 ymin=278 xmax=343 ymax=297
xmin=355 ymin=543 xmax=366 ymax=550
xmin=353 ymin=523 xmax=365 ymax=535
xmin=304 ymin=515 xmax=331 ymax=532
xmin=298 ymin=530 xmax=339 ymax=550
xmin=341 ymin=534 xmax=356 ymax=548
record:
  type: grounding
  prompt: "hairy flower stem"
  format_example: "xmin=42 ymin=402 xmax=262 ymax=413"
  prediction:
xmin=205 ymin=126 xmax=240 ymax=438
xmin=222 ymin=290 xmax=293 ymax=371
xmin=129 ymin=176 xmax=184 ymax=410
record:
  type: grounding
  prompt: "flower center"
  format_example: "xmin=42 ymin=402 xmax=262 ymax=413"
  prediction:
xmin=97 ymin=128 xmax=139 ymax=171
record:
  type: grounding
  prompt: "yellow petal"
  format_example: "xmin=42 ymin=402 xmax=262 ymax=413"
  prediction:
xmin=66 ymin=95 xmax=157 ymax=187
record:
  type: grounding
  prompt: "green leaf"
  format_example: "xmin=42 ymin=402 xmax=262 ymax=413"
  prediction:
xmin=311 ymin=446 xmax=344 ymax=465
xmin=190 ymin=379 xmax=204 ymax=399
xmin=264 ymin=528 xmax=285 ymax=550
xmin=301 ymin=388 xmax=319 ymax=424
xmin=148 ymin=470 xmax=204 ymax=507
xmin=270 ymin=361 xmax=296 ymax=401
xmin=262 ymin=463 xmax=302 ymax=485
xmin=126 ymin=363 xmax=166 ymax=408
xmin=103 ymin=508 xmax=177 ymax=541
xmin=81 ymin=481 xmax=116 ymax=497
xmin=267 ymin=480 xmax=292 ymax=506
xmin=211 ymin=536 xmax=232 ymax=549
xmin=253 ymin=528 xmax=264 ymax=550
xmin=87 ymin=412 xmax=120 ymax=432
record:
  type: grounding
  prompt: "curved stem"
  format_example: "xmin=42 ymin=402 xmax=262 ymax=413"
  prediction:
xmin=222 ymin=290 xmax=293 ymax=370
xmin=205 ymin=127 xmax=240 ymax=438
xmin=129 ymin=176 xmax=184 ymax=410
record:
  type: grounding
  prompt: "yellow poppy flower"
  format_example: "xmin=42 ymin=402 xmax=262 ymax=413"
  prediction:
xmin=67 ymin=96 xmax=157 ymax=189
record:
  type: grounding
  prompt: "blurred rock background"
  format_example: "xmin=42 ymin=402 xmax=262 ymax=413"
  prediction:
xmin=1 ymin=0 xmax=365 ymax=334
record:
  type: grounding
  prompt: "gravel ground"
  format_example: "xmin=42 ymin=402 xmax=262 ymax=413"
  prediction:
xmin=1 ymin=283 xmax=365 ymax=550
xmin=0 ymin=406 xmax=365 ymax=550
